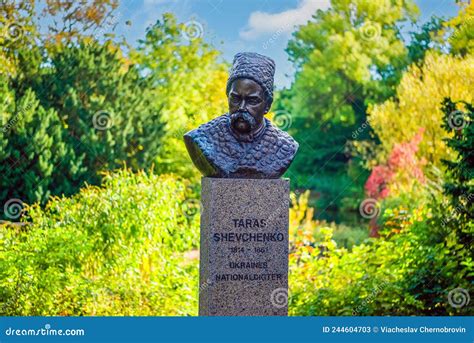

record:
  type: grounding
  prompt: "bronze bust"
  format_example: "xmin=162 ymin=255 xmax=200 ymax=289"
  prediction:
xmin=184 ymin=52 xmax=298 ymax=178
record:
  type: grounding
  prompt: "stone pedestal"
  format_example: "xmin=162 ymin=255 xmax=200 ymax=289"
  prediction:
xmin=199 ymin=177 xmax=289 ymax=316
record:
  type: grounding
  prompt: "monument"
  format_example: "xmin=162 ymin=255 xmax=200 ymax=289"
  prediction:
xmin=184 ymin=52 xmax=298 ymax=316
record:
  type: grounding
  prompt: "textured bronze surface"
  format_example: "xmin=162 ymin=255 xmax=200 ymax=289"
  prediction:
xmin=184 ymin=52 xmax=298 ymax=179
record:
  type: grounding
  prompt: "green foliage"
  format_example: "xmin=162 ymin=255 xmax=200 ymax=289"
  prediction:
xmin=289 ymin=192 xmax=473 ymax=316
xmin=0 ymin=0 xmax=37 ymax=77
xmin=331 ymin=223 xmax=368 ymax=250
xmin=0 ymin=39 xmax=165 ymax=213
xmin=1 ymin=9 xmax=228 ymax=212
xmin=0 ymin=84 xmax=69 ymax=207
xmin=35 ymin=40 xmax=165 ymax=172
xmin=407 ymin=16 xmax=445 ymax=65
xmin=434 ymin=98 xmax=473 ymax=310
xmin=441 ymin=99 xmax=474 ymax=203
xmin=134 ymin=13 xmax=228 ymax=179
xmin=286 ymin=0 xmax=418 ymax=131
xmin=288 ymin=99 xmax=473 ymax=316
xmin=1 ymin=170 xmax=470 ymax=316
xmin=282 ymin=0 xmax=420 ymax=211
xmin=287 ymin=169 xmax=367 ymax=216
xmin=0 ymin=169 xmax=199 ymax=315
xmin=0 ymin=0 xmax=119 ymax=78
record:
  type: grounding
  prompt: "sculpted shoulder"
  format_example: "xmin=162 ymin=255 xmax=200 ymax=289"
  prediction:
xmin=252 ymin=120 xmax=299 ymax=177
xmin=183 ymin=115 xmax=235 ymax=177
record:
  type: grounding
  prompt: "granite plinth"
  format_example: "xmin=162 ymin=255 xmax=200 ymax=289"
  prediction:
xmin=199 ymin=177 xmax=289 ymax=316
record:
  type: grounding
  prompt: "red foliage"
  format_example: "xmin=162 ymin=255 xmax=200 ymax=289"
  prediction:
xmin=365 ymin=128 xmax=426 ymax=199
xmin=365 ymin=165 xmax=393 ymax=199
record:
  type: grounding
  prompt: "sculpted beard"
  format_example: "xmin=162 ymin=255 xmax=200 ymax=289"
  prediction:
xmin=230 ymin=111 xmax=257 ymax=134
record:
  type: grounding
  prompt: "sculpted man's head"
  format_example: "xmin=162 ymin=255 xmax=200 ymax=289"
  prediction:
xmin=226 ymin=52 xmax=275 ymax=137
xmin=183 ymin=52 xmax=298 ymax=179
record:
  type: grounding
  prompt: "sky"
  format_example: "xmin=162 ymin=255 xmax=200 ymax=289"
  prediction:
xmin=113 ymin=0 xmax=460 ymax=89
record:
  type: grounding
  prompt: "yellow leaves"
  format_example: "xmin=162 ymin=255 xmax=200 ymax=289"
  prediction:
xmin=0 ymin=53 xmax=17 ymax=78
xmin=289 ymin=190 xmax=311 ymax=228
xmin=0 ymin=8 xmax=36 ymax=77
xmin=369 ymin=51 xmax=474 ymax=168
xmin=445 ymin=1 xmax=474 ymax=55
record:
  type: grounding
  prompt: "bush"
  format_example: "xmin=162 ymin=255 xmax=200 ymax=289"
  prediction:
xmin=134 ymin=13 xmax=228 ymax=179
xmin=288 ymin=189 xmax=473 ymax=316
xmin=2 ymin=172 xmax=470 ymax=316
xmin=331 ymin=224 xmax=369 ymax=250
xmin=0 ymin=169 xmax=199 ymax=315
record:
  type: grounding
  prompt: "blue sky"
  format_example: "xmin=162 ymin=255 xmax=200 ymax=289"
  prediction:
xmin=113 ymin=0 xmax=460 ymax=88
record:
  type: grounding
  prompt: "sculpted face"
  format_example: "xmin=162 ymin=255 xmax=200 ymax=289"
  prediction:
xmin=228 ymin=78 xmax=268 ymax=134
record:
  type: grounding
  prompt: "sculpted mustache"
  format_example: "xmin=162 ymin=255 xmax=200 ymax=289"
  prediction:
xmin=231 ymin=111 xmax=256 ymax=126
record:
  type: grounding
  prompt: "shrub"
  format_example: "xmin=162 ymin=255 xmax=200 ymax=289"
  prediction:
xmin=0 ymin=169 xmax=199 ymax=315
xmin=0 ymin=85 xmax=69 ymax=210
xmin=289 ymin=188 xmax=473 ymax=316
xmin=365 ymin=128 xmax=426 ymax=200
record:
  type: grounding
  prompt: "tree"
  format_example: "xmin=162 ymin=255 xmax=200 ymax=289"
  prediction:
xmin=407 ymin=98 xmax=474 ymax=316
xmin=445 ymin=1 xmax=474 ymax=56
xmin=0 ymin=82 xmax=70 ymax=211
xmin=37 ymin=39 xmax=164 ymax=188
xmin=0 ymin=39 xmax=166 ymax=216
xmin=407 ymin=16 xmax=445 ymax=66
xmin=134 ymin=13 xmax=228 ymax=179
xmin=0 ymin=0 xmax=37 ymax=77
xmin=1 ymin=1 xmax=171 ymax=216
xmin=282 ymin=0 xmax=419 ymax=210
xmin=369 ymin=52 xmax=474 ymax=168
xmin=441 ymin=98 xmax=473 ymax=216
xmin=0 ymin=0 xmax=119 ymax=78
xmin=40 ymin=0 xmax=119 ymax=44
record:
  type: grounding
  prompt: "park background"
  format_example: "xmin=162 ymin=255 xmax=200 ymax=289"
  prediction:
xmin=0 ymin=0 xmax=472 ymax=315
